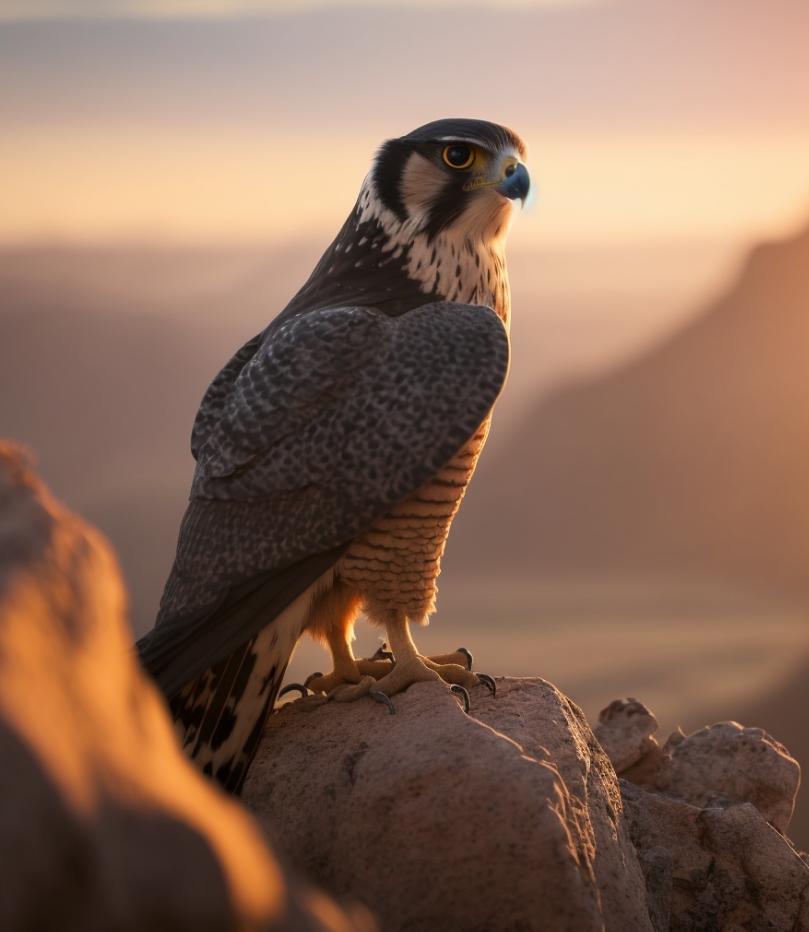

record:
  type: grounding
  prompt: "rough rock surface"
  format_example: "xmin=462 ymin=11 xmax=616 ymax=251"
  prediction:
xmin=596 ymin=697 xmax=809 ymax=931
xmin=622 ymin=784 xmax=809 ymax=932
xmin=0 ymin=442 xmax=370 ymax=932
xmin=657 ymin=723 xmax=799 ymax=834
xmin=596 ymin=697 xmax=801 ymax=833
xmin=595 ymin=697 xmax=662 ymax=773
xmin=246 ymin=677 xmax=809 ymax=932
xmin=242 ymin=677 xmax=654 ymax=932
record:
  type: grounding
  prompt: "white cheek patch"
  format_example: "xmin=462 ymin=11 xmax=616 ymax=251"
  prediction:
xmin=399 ymin=152 xmax=447 ymax=220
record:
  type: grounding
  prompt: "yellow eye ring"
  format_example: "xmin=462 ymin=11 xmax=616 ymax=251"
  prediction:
xmin=442 ymin=144 xmax=475 ymax=170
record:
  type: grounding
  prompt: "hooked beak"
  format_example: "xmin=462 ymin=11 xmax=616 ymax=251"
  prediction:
xmin=493 ymin=160 xmax=530 ymax=205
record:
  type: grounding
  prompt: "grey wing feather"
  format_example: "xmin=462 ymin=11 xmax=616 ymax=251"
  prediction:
xmin=193 ymin=302 xmax=508 ymax=503
xmin=138 ymin=545 xmax=345 ymax=696
xmin=190 ymin=332 xmax=261 ymax=460
xmin=141 ymin=300 xmax=508 ymax=688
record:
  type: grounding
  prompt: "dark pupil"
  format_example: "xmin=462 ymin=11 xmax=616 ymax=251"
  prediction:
xmin=447 ymin=145 xmax=471 ymax=167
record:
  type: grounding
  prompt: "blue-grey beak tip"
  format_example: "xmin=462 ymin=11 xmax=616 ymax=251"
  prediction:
xmin=495 ymin=162 xmax=530 ymax=204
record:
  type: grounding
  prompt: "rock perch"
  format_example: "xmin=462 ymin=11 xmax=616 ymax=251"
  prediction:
xmin=244 ymin=683 xmax=809 ymax=932
xmin=243 ymin=678 xmax=654 ymax=932
xmin=4 ymin=439 xmax=806 ymax=932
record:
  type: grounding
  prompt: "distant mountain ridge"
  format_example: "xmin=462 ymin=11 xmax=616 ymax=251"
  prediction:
xmin=4 ymin=223 xmax=809 ymax=635
xmin=452 ymin=221 xmax=809 ymax=589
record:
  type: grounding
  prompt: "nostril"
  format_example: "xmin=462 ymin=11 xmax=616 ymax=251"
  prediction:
xmin=504 ymin=163 xmax=517 ymax=178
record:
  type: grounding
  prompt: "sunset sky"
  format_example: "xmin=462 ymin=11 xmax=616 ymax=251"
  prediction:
xmin=2 ymin=0 xmax=809 ymax=393
xmin=2 ymin=0 xmax=611 ymax=17
xmin=2 ymin=0 xmax=808 ymax=249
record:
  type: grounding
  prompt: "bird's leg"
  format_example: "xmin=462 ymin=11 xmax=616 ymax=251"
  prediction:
xmin=368 ymin=642 xmax=480 ymax=681
xmin=422 ymin=648 xmax=497 ymax=698
xmin=306 ymin=624 xmax=393 ymax=696
xmin=295 ymin=581 xmax=488 ymax=707
xmin=302 ymin=580 xmax=393 ymax=697
xmin=369 ymin=612 xmax=482 ymax=697
xmin=304 ymin=611 xmax=441 ymax=706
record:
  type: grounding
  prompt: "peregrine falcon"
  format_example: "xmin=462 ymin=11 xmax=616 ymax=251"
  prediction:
xmin=137 ymin=118 xmax=530 ymax=792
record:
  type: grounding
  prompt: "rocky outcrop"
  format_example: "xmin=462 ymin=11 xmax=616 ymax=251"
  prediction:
xmin=622 ymin=784 xmax=809 ymax=932
xmin=245 ymin=683 xmax=809 ymax=932
xmin=0 ymin=442 xmax=370 ymax=932
xmin=243 ymin=677 xmax=654 ymax=932
xmin=596 ymin=697 xmax=809 ymax=931
xmin=595 ymin=697 xmax=801 ymax=833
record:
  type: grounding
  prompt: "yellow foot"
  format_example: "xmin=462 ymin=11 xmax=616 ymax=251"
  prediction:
xmin=277 ymin=644 xmax=494 ymax=715
xmin=370 ymin=653 xmax=490 ymax=715
xmin=421 ymin=647 xmax=497 ymax=698
xmin=381 ymin=643 xmax=495 ymax=698
xmin=304 ymin=658 xmax=394 ymax=696
xmin=424 ymin=647 xmax=475 ymax=670
xmin=303 ymin=650 xmax=437 ymax=707
xmin=304 ymin=654 xmax=477 ymax=715
xmin=364 ymin=642 xmax=490 ymax=692
xmin=277 ymin=657 xmax=393 ymax=705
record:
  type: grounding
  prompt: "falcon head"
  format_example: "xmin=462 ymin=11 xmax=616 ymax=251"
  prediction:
xmin=370 ymin=118 xmax=530 ymax=244
xmin=279 ymin=118 xmax=528 ymax=325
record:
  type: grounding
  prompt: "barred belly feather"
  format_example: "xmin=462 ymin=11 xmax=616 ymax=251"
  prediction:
xmin=340 ymin=418 xmax=490 ymax=620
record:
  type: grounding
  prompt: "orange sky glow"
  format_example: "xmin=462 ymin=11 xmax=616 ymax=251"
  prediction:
xmin=2 ymin=0 xmax=808 ymax=251
xmin=3 ymin=125 xmax=808 ymax=249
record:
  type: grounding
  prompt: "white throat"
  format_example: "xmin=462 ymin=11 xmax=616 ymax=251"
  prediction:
xmin=356 ymin=175 xmax=514 ymax=329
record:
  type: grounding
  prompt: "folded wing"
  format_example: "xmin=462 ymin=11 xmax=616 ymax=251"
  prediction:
xmin=137 ymin=301 xmax=509 ymax=694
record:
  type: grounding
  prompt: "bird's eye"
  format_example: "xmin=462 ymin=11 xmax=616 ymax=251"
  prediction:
xmin=442 ymin=145 xmax=475 ymax=170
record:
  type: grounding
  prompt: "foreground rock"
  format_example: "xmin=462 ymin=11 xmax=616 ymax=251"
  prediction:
xmin=0 ymin=443 xmax=369 ymax=932
xmin=596 ymin=697 xmax=809 ymax=931
xmin=243 ymin=677 xmax=654 ymax=932
xmin=245 ymin=680 xmax=809 ymax=932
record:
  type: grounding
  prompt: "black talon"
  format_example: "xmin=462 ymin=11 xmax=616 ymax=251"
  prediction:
xmin=456 ymin=647 xmax=474 ymax=672
xmin=450 ymin=684 xmax=471 ymax=713
xmin=369 ymin=689 xmax=395 ymax=715
xmin=278 ymin=683 xmax=309 ymax=699
xmin=303 ymin=671 xmax=324 ymax=689
xmin=476 ymin=673 xmax=497 ymax=698
xmin=370 ymin=642 xmax=394 ymax=662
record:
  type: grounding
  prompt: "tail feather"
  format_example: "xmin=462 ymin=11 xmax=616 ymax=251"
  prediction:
xmin=137 ymin=545 xmax=346 ymax=698
xmin=136 ymin=548 xmax=345 ymax=793
xmin=168 ymin=575 xmax=326 ymax=792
